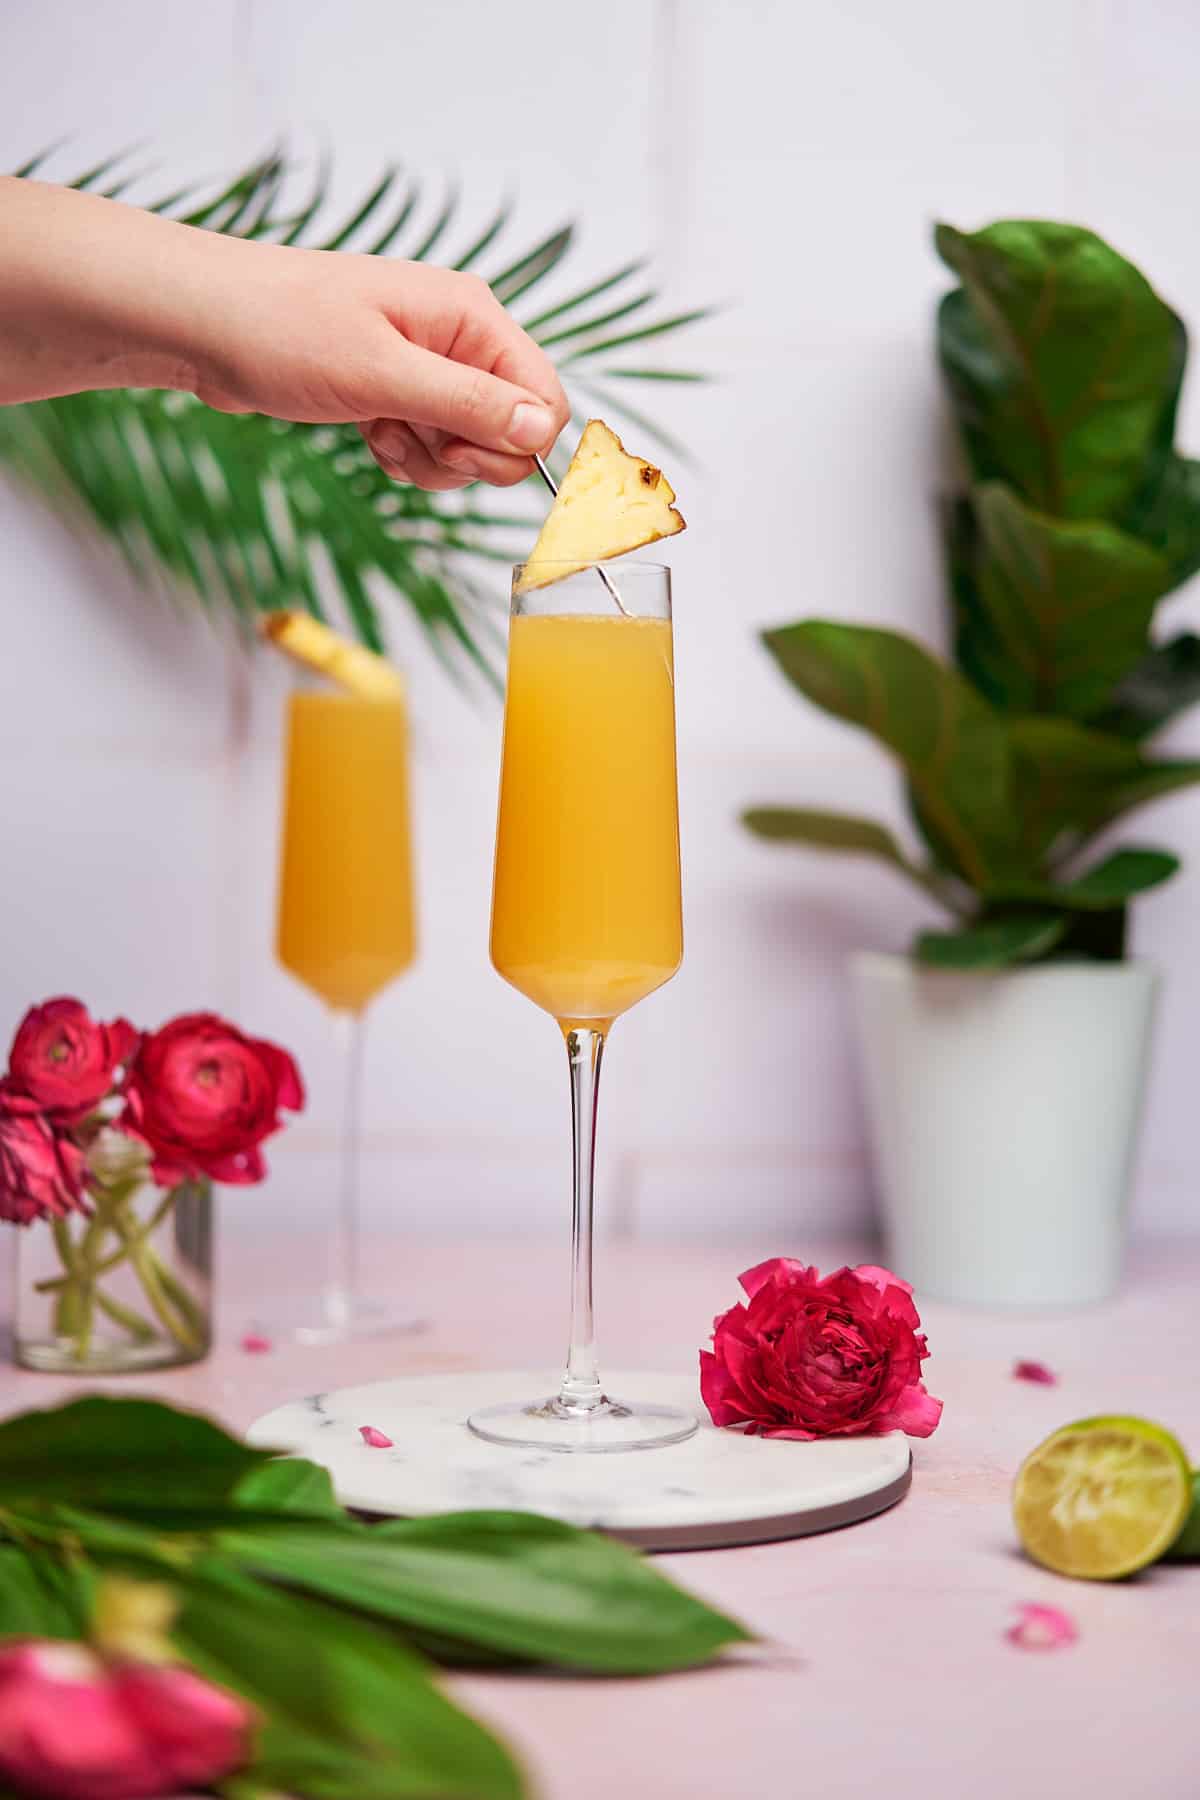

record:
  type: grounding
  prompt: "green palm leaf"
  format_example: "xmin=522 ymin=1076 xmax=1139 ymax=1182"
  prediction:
xmin=0 ymin=147 xmax=712 ymax=682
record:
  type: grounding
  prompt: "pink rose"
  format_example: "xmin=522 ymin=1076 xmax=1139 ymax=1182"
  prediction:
xmin=0 ymin=1105 xmax=87 ymax=1226
xmin=0 ymin=1640 xmax=253 ymax=1800
xmin=2 ymin=997 xmax=136 ymax=1123
xmin=700 ymin=1258 xmax=943 ymax=1440
xmin=120 ymin=1012 xmax=304 ymax=1186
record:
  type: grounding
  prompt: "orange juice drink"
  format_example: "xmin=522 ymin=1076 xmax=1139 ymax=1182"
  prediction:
xmin=276 ymin=691 xmax=416 ymax=1013
xmin=490 ymin=613 xmax=682 ymax=1029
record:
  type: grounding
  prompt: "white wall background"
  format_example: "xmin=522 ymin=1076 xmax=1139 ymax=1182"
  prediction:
xmin=3 ymin=0 xmax=1200 ymax=1260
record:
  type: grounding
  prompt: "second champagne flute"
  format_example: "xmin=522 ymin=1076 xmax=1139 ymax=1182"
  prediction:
xmin=273 ymin=673 xmax=418 ymax=1341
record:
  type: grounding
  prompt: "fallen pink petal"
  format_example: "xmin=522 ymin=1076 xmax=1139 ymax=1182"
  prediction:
xmin=239 ymin=1332 xmax=272 ymax=1355
xmin=1006 ymin=1603 xmax=1078 ymax=1650
xmin=359 ymin=1425 xmax=394 ymax=1448
xmin=1013 ymin=1360 xmax=1057 ymax=1386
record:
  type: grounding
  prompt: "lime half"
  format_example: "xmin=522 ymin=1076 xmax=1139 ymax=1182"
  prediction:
xmin=1013 ymin=1416 xmax=1191 ymax=1580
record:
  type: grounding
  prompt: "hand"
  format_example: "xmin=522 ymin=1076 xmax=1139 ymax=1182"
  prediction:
xmin=189 ymin=246 xmax=570 ymax=490
xmin=0 ymin=180 xmax=569 ymax=490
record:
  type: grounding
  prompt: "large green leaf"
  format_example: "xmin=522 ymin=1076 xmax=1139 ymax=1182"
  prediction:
xmin=970 ymin=483 xmax=1169 ymax=717
xmin=0 ymin=1397 xmax=269 ymax=1511
xmin=0 ymin=1546 xmax=91 ymax=1639
xmin=761 ymin=621 xmax=1017 ymax=888
xmin=916 ymin=913 xmax=1066 ymax=969
xmin=1007 ymin=717 xmax=1200 ymax=853
xmin=232 ymin=1456 xmax=343 ymax=1519
xmin=215 ymin=1510 xmax=749 ymax=1675
xmin=741 ymin=806 xmax=950 ymax=903
xmin=936 ymin=220 xmax=1179 ymax=520
xmin=1098 ymin=632 xmax=1200 ymax=739
xmin=1123 ymin=453 xmax=1200 ymax=587
xmin=989 ymin=846 xmax=1179 ymax=909
xmin=1115 ymin=310 xmax=1200 ymax=584
xmin=993 ymin=838 xmax=1180 ymax=907
xmin=176 ymin=1561 xmax=523 ymax=1800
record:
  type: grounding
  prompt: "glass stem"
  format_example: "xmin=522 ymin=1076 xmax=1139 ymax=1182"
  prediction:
xmin=559 ymin=1026 xmax=607 ymax=1414
xmin=328 ymin=1009 xmax=367 ymax=1327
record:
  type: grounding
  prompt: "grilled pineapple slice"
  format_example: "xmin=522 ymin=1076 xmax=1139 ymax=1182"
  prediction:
xmin=260 ymin=612 xmax=402 ymax=699
xmin=515 ymin=419 xmax=685 ymax=593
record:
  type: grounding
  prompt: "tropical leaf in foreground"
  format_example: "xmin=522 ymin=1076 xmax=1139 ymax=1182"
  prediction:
xmin=0 ymin=147 xmax=712 ymax=681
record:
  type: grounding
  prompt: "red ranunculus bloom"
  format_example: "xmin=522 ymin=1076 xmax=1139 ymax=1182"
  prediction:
xmin=0 ymin=1640 xmax=253 ymax=1800
xmin=700 ymin=1258 xmax=943 ymax=1440
xmin=2 ymin=997 xmax=136 ymax=1123
xmin=0 ymin=1105 xmax=87 ymax=1226
xmin=120 ymin=1013 xmax=304 ymax=1186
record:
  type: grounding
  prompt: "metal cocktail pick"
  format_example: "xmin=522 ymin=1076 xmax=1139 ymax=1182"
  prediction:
xmin=533 ymin=453 xmax=631 ymax=617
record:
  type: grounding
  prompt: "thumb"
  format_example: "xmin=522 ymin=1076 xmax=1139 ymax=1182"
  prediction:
xmin=378 ymin=339 xmax=561 ymax=455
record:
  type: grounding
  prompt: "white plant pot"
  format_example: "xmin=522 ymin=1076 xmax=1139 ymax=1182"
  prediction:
xmin=849 ymin=951 xmax=1159 ymax=1307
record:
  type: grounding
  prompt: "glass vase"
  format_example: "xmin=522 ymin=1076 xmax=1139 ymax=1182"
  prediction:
xmin=14 ymin=1175 xmax=212 ymax=1373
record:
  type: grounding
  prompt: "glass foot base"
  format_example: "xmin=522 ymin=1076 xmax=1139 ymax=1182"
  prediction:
xmin=252 ymin=1291 xmax=428 ymax=1347
xmin=467 ymin=1392 xmax=698 ymax=1453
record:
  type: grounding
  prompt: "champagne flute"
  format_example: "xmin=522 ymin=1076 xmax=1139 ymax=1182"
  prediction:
xmin=272 ymin=673 xmax=419 ymax=1342
xmin=469 ymin=561 xmax=696 ymax=1451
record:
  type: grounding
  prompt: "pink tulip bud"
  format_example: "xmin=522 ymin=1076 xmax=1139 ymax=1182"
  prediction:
xmin=0 ymin=1640 xmax=253 ymax=1799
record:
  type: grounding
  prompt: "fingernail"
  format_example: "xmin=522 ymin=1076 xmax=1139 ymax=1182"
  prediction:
xmin=442 ymin=447 xmax=481 ymax=479
xmin=372 ymin=427 xmax=407 ymax=466
xmin=507 ymin=402 xmax=554 ymax=452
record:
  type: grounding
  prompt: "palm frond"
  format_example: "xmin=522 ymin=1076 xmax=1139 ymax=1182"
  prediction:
xmin=70 ymin=147 xmax=147 ymax=191
xmin=521 ymin=260 xmax=646 ymax=330
xmin=276 ymin=157 xmax=331 ymax=245
xmin=453 ymin=200 xmax=514 ymax=272
xmin=318 ymin=166 xmax=399 ymax=251
xmin=364 ymin=181 xmax=420 ymax=256
xmin=559 ymin=308 xmax=711 ymax=363
xmin=0 ymin=147 xmax=714 ymax=683
xmin=535 ymin=291 xmax=659 ymax=348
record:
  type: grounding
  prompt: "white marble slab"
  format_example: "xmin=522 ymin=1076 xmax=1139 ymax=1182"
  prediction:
xmin=248 ymin=1371 xmax=913 ymax=1550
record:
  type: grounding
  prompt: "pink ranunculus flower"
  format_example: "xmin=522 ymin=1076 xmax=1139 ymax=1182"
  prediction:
xmin=0 ymin=1640 xmax=253 ymax=1800
xmin=2 ymin=997 xmax=137 ymax=1123
xmin=700 ymin=1258 xmax=943 ymax=1440
xmin=0 ymin=1106 xmax=87 ymax=1226
xmin=120 ymin=1012 xmax=304 ymax=1187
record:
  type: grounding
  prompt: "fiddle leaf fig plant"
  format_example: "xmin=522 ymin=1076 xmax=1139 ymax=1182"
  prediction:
xmin=746 ymin=220 xmax=1200 ymax=968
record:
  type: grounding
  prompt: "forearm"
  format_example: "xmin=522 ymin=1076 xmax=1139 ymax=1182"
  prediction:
xmin=0 ymin=177 xmax=222 ymax=404
xmin=0 ymin=176 xmax=569 ymax=487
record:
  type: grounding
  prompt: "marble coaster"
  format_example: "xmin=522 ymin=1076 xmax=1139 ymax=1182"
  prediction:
xmin=248 ymin=1371 xmax=913 ymax=1551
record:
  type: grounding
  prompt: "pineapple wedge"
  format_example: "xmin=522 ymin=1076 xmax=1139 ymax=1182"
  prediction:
xmin=515 ymin=419 xmax=685 ymax=593
xmin=259 ymin=611 xmax=402 ymax=699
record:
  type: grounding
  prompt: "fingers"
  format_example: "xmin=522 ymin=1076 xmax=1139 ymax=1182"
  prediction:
xmin=360 ymin=421 xmax=472 ymax=492
xmin=469 ymin=287 xmax=570 ymax=428
xmin=361 ymin=420 xmax=536 ymax=491
xmin=439 ymin=442 xmax=535 ymax=487
xmin=377 ymin=336 xmax=562 ymax=457
xmin=355 ymin=268 xmax=571 ymax=487
xmin=381 ymin=264 xmax=569 ymax=435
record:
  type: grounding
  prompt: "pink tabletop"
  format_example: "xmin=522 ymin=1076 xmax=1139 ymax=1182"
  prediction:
xmin=3 ymin=1233 xmax=1196 ymax=1800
